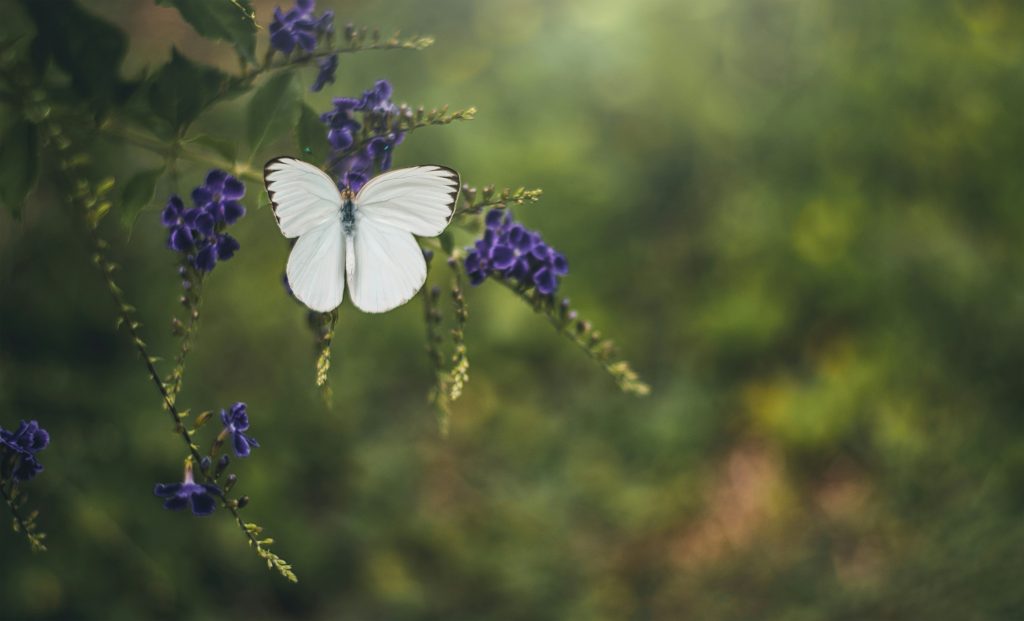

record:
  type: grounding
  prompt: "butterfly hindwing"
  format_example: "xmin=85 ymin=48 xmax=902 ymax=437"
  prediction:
xmin=286 ymin=218 xmax=346 ymax=313
xmin=347 ymin=213 xmax=427 ymax=313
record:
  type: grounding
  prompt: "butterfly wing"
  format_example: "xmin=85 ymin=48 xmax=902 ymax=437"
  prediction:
xmin=265 ymin=157 xmax=347 ymax=312
xmin=347 ymin=214 xmax=426 ymax=313
xmin=287 ymin=219 xmax=346 ymax=312
xmin=346 ymin=166 xmax=460 ymax=313
xmin=355 ymin=165 xmax=460 ymax=236
xmin=264 ymin=157 xmax=343 ymax=238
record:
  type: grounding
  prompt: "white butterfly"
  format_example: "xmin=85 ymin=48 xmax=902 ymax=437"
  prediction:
xmin=264 ymin=157 xmax=460 ymax=313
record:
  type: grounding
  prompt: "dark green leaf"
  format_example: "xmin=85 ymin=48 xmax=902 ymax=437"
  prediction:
xmin=439 ymin=230 xmax=454 ymax=255
xmin=295 ymin=104 xmax=330 ymax=167
xmin=247 ymin=72 xmax=302 ymax=156
xmin=120 ymin=167 xmax=165 ymax=229
xmin=0 ymin=119 xmax=38 ymax=216
xmin=22 ymin=0 xmax=134 ymax=110
xmin=156 ymin=0 xmax=257 ymax=64
xmin=188 ymin=134 xmax=237 ymax=165
xmin=148 ymin=48 xmax=244 ymax=134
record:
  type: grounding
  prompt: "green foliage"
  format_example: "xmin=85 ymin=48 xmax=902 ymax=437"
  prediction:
xmin=186 ymin=133 xmax=238 ymax=165
xmin=0 ymin=118 xmax=38 ymax=216
xmin=22 ymin=0 xmax=133 ymax=110
xmin=246 ymin=71 xmax=302 ymax=157
xmin=155 ymin=0 xmax=257 ymax=64
xmin=146 ymin=48 xmax=243 ymax=135
xmin=295 ymin=103 xmax=331 ymax=166
xmin=27 ymin=0 xmax=1024 ymax=619
xmin=119 ymin=166 xmax=164 ymax=229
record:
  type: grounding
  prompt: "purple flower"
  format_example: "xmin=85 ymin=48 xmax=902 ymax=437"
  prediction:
xmin=358 ymin=80 xmax=397 ymax=115
xmin=221 ymin=403 xmax=259 ymax=458
xmin=215 ymin=234 xmax=240 ymax=260
xmin=311 ymin=53 xmax=338 ymax=92
xmin=269 ymin=2 xmax=317 ymax=54
xmin=316 ymin=10 xmax=334 ymax=35
xmin=154 ymin=460 xmax=220 ymax=516
xmin=320 ymin=80 xmax=404 ymax=190
xmin=464 ymin=209 xmax=569 ymax=295
xmin=322 ymin=97 xmax=361 ymax=150
xmin=161 ymin=170 xmax=245 ymax=275
xmin=168 ymin=225 xmax=194 ymax=252
xmin=0 ymin=420 xmax=49 ymax=482
xmin=161 ymin=195 xmax=185 ymax=227
xmin=367 ymin=133 xmax=403 ymax=171
xmin=268 ymin=0 xmax=333 ymax=56
xmin=192 ymin=170 xmax=246 ymax=225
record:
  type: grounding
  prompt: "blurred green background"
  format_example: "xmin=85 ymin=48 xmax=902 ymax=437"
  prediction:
xmin=3 ymin=0 xmax=1024 ymax=618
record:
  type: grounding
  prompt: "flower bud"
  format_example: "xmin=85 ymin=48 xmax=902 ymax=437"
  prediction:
xmin=193 ymin=410 xmax=214 ymax=429
xmin=224 ymin=473 xmax=237 ymax=493
xmin=216 ymin=454 xmax=230 ymax=476
xmin=237 ymin=496 xmax=250 ymax=509
xmin=199 ymin=456 xmax=212 ymax=472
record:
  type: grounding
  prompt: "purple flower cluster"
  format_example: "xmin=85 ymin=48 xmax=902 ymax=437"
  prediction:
xmin=221 ymin=403 xmax=259 ymax=458
xmin=161 ymin=170 xmax=245 ymax=273
xmin=154 ymin=460 xmax=220 ymax=517
xmin=269 ymin=0 xmax=333 ymax=55
xmin=0 ymin=420 xmax=49 ymax=482
xmin=465 ymin=209 xmax=569 ymax=295
xmin=320 ymin=80 xmax=403 ymax=191
xmin=269 ymin=0 xmax=338 ymax=92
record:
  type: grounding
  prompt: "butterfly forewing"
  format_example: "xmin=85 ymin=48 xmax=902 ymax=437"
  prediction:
xmin=264 ymin=157 xmax=343 ymax=238
xmin=355 ymin=165 xmax=460 ymax=237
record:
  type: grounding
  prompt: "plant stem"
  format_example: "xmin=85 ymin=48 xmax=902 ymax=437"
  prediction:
xmin=100 ymin=125 xmax=262 ymax=184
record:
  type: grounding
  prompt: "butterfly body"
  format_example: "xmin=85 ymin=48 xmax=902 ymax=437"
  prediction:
xmin=340 ymin=194 xmax=356 ymax=235
xmin=264 ymin=157 xmax=460 ymax=314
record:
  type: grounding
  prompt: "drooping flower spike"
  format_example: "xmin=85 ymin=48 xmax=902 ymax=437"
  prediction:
xmin=160 ymin=170 xmax=245 ymax=274
xmin=465 ymin=209 xmax=569 ymax=295
xmin=320 ymin=80 xmax=403 ymax=191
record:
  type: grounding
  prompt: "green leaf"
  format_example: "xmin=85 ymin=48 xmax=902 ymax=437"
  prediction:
xmin=148 ymin=48 xmax=244 ymax=134
xmin=120 ymin=167 xmax=164 ymax=229
xmin=22 ymin=0 xmax=134 ymax=110
xmin=156 ymin=0 xmax=257 ymax=64
xmin=247 ymin=72 xmax=302 ymax=156
xmin=294 ymin=104 xmax=330 ymax=166
xmin=0 ymin=119 xmax=38 ymax=216
xmin=256 ymin=188 xmax=271 ymax=210
xmin=188 ymin=134 xmax=237 ymax=164
xmin=439 ymin=230 xmax=454 ymax=255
